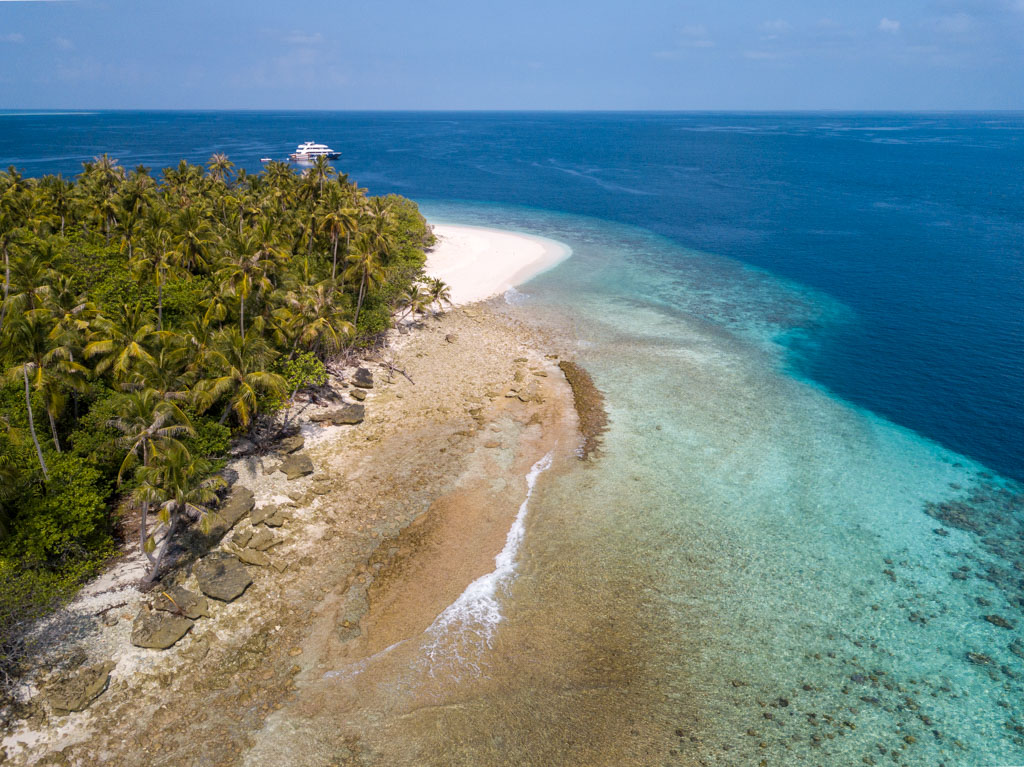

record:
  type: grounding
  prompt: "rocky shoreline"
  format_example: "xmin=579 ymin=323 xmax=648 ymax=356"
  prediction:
xmin=0 ymin=303 xmax=586 ymax=767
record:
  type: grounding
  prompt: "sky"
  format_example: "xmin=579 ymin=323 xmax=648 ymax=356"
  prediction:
xmin=0 ymin=0 xmax=1022 ymax=110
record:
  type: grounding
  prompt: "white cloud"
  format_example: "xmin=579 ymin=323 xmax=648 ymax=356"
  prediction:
xmin=54 ymin=36 xmax=72 ymax=50
xmin=0 ymin=33 xmax=25 ymax=43
xmin=879 ymin=18 xmax=901 ymax=33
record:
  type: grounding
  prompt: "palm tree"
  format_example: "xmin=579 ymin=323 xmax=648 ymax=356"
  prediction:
xmin=395 ymin=284 xmax=428 ymax=323
xmin=132 ymin=222 xmax=177 ymax=331
xmin=109 ymin=387 xmax=194 ymax=562
xmin=343 ymin=235 xmax=387 ymax=329
xmin=132 ymin=443 xmax=224 ymax=584
xmin=317 ymin=204 xmax=359 ymax=282
xmin=424 ymin=276 xmax=453 ymax=316
xmin=170 ymin=206 xmax=217 ymax=274
xmin=278 ymin=280 xmax=353 ymax=355
xmin=2 ymin=312 xmax=54 ymax=479
xmin=207 ymin=153 xmax=234 ymax=184
xmin=306 ymin=156 xmax=336 ymax=199
xmin=216 ymin=230 xmax=284 ymax=340
xmin=84 ymin=303 xmax=157 ymax=381
xmin=196 ymin=328 xmax=286 ymax=428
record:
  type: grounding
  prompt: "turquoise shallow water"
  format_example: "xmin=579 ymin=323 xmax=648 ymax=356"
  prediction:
xmin=419 ymin=202 xmax=1024 ymax=766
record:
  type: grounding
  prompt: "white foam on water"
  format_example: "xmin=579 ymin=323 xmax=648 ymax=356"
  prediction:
xmin=422 ymin=452 xmax=553 ymax=673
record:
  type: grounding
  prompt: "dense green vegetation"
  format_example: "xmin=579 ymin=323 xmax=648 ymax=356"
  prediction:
xmin=0 ymin=154 xmax=443 ymax=687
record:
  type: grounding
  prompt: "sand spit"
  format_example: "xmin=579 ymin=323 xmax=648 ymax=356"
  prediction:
xmin=0 ymin=304 xmax=582 ymax=767
xmin=425 ymin=224 xmax=571 ymax=305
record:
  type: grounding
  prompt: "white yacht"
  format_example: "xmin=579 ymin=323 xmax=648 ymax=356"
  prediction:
xmin=289 ymin=141 xmax=340 ymax=162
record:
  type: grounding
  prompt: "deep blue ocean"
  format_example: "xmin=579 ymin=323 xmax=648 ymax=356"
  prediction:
xmin=2 ymin=111 xmax=1021 ymax=481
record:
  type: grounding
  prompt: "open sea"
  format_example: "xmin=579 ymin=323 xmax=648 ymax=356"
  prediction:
xmin=3 ymin=111 xmax=1023 ymax=765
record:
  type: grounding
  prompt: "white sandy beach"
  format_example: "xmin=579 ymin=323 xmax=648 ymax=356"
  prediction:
xmin=424 ymin=224 xmax=571 ymax=305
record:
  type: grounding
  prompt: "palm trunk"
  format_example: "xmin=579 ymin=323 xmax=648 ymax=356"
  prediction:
xmin=144 ymin=514 xmax=179 ymax=585
xmin=60 ymin=215 xmax=65 ymax=237
xmin=353 ymin=271 xmax=367 ymax=328
xmin=23 ymin=367 xmax=49 ymax=481
xmin=48 ymin=409 xmax=62 ymax=453
xmin=331 ymin=236 xmax=339 ymax=281
xmin=240 ymin=294 xmax=245 ymax=339
xmin=140 ymin=443 xmax=155 ymax=563
xmin=157 ymin=277 xmax=163 ymax=331
xmin=0 ymin=245 xmax=9 ymax=334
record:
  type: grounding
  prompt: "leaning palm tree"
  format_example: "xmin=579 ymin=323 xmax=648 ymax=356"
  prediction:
xmin=395 ymin=284 xmax=429 ymax=323
xmin=109 ymin=387 xmax=194 ymax=562
xmin=196 ymin=327 xmax=287 ymax=428
xmin=132 ymin=443 xmax=224 ymax=584
xmin=424 ymin=276 xmax=453 ymax=316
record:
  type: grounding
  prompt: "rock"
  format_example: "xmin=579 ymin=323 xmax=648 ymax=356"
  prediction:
xmin=352 ymin=367 xmax=374 ymax=389
xmin=349 ymin=388 xmax=367 ymax=402
xmin=235 ymin=548 xmax=271 ymax=567
xmin=966 ymin=651 xmax=993 ymax=665
xmin=250 ymin=504 xmax=278 ymax=526
xmin=264 ymin=510 xmax=290 ymax=527
xmin=248 ymin=528 xmax=281 ymax=551
xmin=278 ymin=434 xmax=305 ymax=454
xmin=262 ymin=462 xmax=280 ymax=476
xmin=280 ymin=453 xmax=314 ymax=480
xmin=985 ymin=614 xmax=1016 ymax=630
xmin=194 ymin=552 xmax=253 ymax=602
xmin=152 ymin=586 xmax=209 ymax=619
xmin=46 ymin=661 xmax=115 ymax=713
xmin=228 ymin=438 xmax=256 ymax=457
xmin=483 ymin=441 xmax=502 ymax=449
xmin=131 ymin=610 xmax=194 ymax=649
xmin=445 ymin=334 xmax=458 ymax=343
xmin=532 ymin=370 xmax=548 ymax=377
xmin=208 ymin=486 xmax=255 ymax=539
xmin=310 ymin=404 xmax=365 ymax=426
xmin=1010 ymin=639 xmax=1024 ymax=659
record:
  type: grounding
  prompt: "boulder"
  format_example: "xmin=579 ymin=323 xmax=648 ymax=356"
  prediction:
xmin=131 ymin=610 xmax=194 ymax=650
xmin=349 ymin=388 xmax=367 ymax=402
xmin=280 ymin=453 xmax=314 ymax=480
xmin=278 ymin=434 xmax=305 ymax=454
xmin=235 ymin=548 xmax=271 ymax=567
xmin=310 ymin=404 xmax=364 ymax=426
xmin=264 ymin=510 xmax=290 ymax=528
xmin=445 ymin=334 xmax=458 ymax=344
xmin=231 ymin=526 xmax=254 ymax=548
xmin=250 ymin=504 xmax=278 ymax=526
xmin=352 ymin=367 xmax=374 ymax=389
xmin=46 ymin=661 xmax=115 ymax=713
xmin=208 ymin=486 xmax=255 ymax=539
xmin=228 ymin=438 xmax=256 ymax=457
xmin=248 ymin=528 xmax=282 ymax=552
xmin=152 ymin=586 xmax=209 ymax=620
xmin=194 ymin=552 xmax=253 ymax=602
